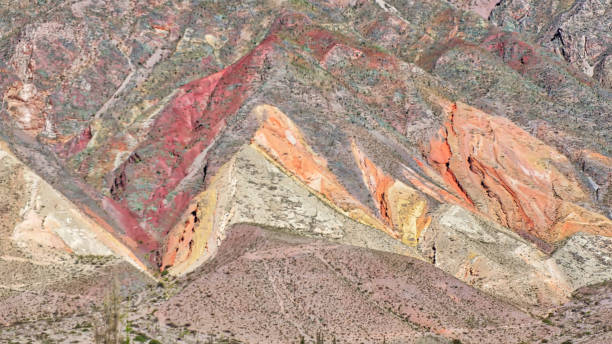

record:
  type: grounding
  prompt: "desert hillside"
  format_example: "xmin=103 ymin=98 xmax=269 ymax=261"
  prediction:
xmin=1 ymin=0 xmax=611 ymax=343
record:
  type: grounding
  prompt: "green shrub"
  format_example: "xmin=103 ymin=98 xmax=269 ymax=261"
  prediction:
xmin=133 ymin=334 xmax=149 ymax=342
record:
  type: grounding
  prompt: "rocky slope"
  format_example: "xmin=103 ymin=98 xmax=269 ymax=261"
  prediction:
xmin=490 ymin=0 xmax=612 ymax=87
xmin=0 ymin=0 xmax=611 ymax=342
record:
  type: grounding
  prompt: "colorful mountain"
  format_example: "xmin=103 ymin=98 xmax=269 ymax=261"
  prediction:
xmin=1 ymin=0 xmax=611 ymax=342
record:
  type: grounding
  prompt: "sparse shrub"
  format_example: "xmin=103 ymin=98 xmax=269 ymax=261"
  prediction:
xmin=134 ymin=333 xmax=149 ymax=342
xmin=92 ymin=279 xmax=124 ymax=344
xmin=316 ymin=331 xmax=324 ymax=344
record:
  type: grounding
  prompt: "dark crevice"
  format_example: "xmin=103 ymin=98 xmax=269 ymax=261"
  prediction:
xmin=191 ymin=207 xmax=199 ymax=224
xmin=431 ymin=242 xmax=437 ymax=265
xmin=443 ymin=159 xmax=474 ymax=206
xmin=128 ymin=152 xmax=142 ymax=163
xmin=155 ymin=250 xmax=162 ymax=269
xmin=551 ymin=28 xmax=565 ymax=45
xmin=109 ymin=170 xmax=127 ymax=201
xmin=379 ymin=192 xmax=390 ymax=222
xmin=202 ymin=163 xmax=208 ymax=184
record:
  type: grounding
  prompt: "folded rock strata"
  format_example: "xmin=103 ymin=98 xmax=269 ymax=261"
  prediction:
xmin=424 ymin=98 xmax=612 ymax=246
xmin=0 ymin=1 xmax=610 ymax=336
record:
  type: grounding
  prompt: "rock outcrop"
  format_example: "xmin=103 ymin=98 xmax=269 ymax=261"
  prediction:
xmin=424 ymin=99 xmax=612 ymax=245
xmin=0 ymin=140 xmax=145 ymax=270
xmin=446 ymin=0 xmax=501 ymax=18
xmin=0 ymin=0 xmax=610 ymax=341
xmin=419 ymin=205 xmax=612 ymax=311
xmin=352 ymin=141 xmax=431 ymax=245
xmin=251 ymin=104 xmax=388 ymax=235
xmin=490 ymin=0 xmax=612 ymax=88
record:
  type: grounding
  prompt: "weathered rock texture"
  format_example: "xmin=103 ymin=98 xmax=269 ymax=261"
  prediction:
xmin=420 ymin=205 xmax=612 ymax=312
xmin=447 ymin=0 xmax=502 ymax=18
xmin=0 ymin=140 xmax=145 ymax=270
xmin=0 ymin=0 xmax=611 ymax=342
xmin=425 ymin=99 xmax=611 ymax=245
xmin=0 ymin=142 xmax=151 ymax=327
xmin=490 ymin=0 xmax=612 ymax=88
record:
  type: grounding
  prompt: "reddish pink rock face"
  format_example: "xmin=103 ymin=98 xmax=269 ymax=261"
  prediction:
xmin=3 ymin=81 xmax=48 ymax=136
xmin=427 ymin=124 xmax=475 ymax=208
xmin=251 ymin=104 xmax=388 ymax=232
xmin=161 ymin=203 xmax=199 ymax=270
xmin=1 ymin=0 xmax=609 ymax=280
xmin=88 ymin=22 xmax=283 ymax=258
xmin=481 ymin=32 xmax=540 ymax=73
xmin=423 ymin=100 xmax=612 ymax=244
xmin=55 ymin=126 xmax=92 ymax=158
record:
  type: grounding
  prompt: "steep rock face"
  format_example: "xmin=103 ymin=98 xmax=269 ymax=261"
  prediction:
xmin=163 ymin=111 xmax=424 ymax=275
xmin=594 ymin=52 xmax=612 ymax=87
xmin=0 ymin=139 xmax=152 ymax=327
xmin=0 ymin=140 xmax=145 ymax=270
xmin=527 ymin=121 xmax=612 ymax=216
xmin=356 ymin=0 xmax=610 ymax=162
xmin=490 ymin=0 xmax=612 ymax=86
xmin=424 ymin=99 xmax=612 ymax=245
xmin=161 ymin=155 xmax=234 ymax=274
xmin=251 ymin=104 xmax=389 ymax=234
xmin=419 ymin=205 xmax=571 ymax=310
xmin=578 ymin=149 xmax=612 ymax=214
xmin=352 ymin=142 xmax=431 ymax=245
xmin=2 ymin=81 xmax=48 ymax=136
xmin=158 ymin=144 xmax=390 ymax=275
xmin=98 ymin=35 xmax=276 ymax=242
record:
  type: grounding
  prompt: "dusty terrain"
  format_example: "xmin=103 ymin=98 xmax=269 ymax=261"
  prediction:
xmin=2 ymin=225 xmax=612 ymax=343
xmin=0 ymin=0 xmax=610 ymax=342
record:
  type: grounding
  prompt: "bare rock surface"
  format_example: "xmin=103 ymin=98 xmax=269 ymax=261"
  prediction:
xmin=0 ymin=0 xmax=610 ymax=342
xmin=420 ymin=205 xmax=612 ymax=312
xmin=491 ymin=0 xmax=612 ymax=87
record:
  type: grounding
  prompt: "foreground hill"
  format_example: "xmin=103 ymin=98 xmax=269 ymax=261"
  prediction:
xmin=2 ymin=225 xmax=612 ymax=343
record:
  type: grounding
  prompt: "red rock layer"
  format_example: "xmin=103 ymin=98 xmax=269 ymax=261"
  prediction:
xmin=251 ymin=104 xmax=389 ymax=234
xmin=3 ymin=81 xmax=48 ymax=136
xmin=351 ymin=142 xmax=431 ymax=245
xmin=423 ymin=99 xmax=612 ymax=244
xmin=98 ymin=22 xmax=285 ymax=258
xmin=350 ymin=142 xmax=396 ymax=225
xmin=161 ymin=203 xmax=199 ymax=270
xmin=55 ymin=126 xmax=92 ymax=158
xmin=427 ymin=115 xmax=475 ymax=207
